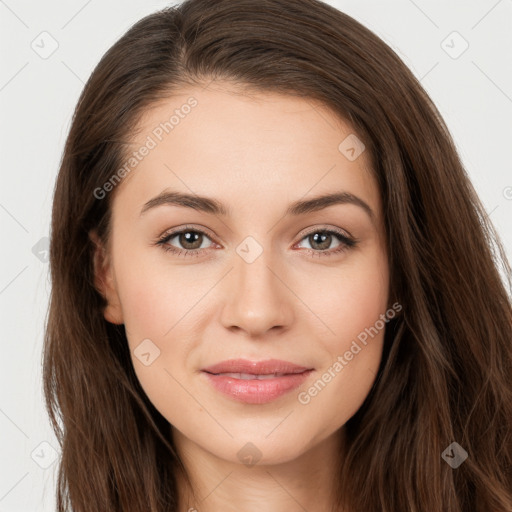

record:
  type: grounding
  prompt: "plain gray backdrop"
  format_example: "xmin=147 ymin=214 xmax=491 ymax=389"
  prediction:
xmin=1 ymin=0 xmax=511 ymax=510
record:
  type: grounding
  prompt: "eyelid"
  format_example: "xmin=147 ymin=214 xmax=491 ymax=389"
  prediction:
xmin=296 ymin=224 xmax=354 ymax=241
xmin=158 ymin=224 xmax=218 ymax=242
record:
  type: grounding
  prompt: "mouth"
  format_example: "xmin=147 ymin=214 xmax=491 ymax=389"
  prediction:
xmin=204 ymin=371 xmax=302 ymax=380
xmin=201 ymin=359 xmax=314 ymax=404
xmin=201 ymin=358 xmax=313 ymax=375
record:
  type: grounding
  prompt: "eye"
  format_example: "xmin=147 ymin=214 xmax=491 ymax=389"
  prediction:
xmin=155 ymin=226 xmax=217 ymax=257
xmin=155 ymin=225 xmax=358 ymax=258
xmin=295 ymin=228 xmax=357 ymax=257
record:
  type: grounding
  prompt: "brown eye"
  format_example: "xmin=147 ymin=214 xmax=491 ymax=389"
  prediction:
xmin=308 ymin=232 xmax=334 ymax=251
xmin=176 ymin=230 xmax=204 ymax=250
xmin=295 ymin=228 xmax=357 ymax=258
xmin=157 ymin=227 xmax=215 ymax=255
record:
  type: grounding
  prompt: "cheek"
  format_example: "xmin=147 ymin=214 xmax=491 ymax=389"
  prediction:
xmin=115 ymin=257 xmax=204 ymax=342
xmin=294 ymin=250 xmax=389 ymax=416
xmin=297 ymin=248 xmax=389 ymax=352
xmin=112 ymin=260 xmax=209 ymax=408
xmin=115 ymin=268 xmax=193 ymax=419
xmin=120 ymin=284 xmax=171 ymax=344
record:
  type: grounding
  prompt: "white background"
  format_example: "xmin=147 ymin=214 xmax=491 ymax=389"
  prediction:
xmin=0 ymin=0 xmax=511 ymax=510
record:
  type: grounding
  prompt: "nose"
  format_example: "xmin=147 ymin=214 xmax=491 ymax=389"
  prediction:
xmin=219 ymin=247 xmax=295 ymax=337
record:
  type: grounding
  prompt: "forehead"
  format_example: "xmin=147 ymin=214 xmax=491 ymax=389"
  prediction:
xmin=112 ymin=82 xmax=381 ymax=223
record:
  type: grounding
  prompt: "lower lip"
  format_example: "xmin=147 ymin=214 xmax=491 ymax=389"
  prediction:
xmin=202 ymin=370 xmax=314 ymax=404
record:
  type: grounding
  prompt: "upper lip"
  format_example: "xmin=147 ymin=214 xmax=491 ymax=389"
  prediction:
xmin=202 ymin=358 xmax=313 ymax=375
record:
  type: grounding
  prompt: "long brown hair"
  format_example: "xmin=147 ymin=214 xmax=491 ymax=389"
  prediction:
xmin=43 ymin=0 xmax=512 ymax=510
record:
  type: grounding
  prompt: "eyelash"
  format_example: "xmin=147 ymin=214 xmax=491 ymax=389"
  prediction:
xmin=155 ymin=224 xmax=358 ymax=259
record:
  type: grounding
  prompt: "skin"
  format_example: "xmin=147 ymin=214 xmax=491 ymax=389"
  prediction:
xmin=91 ymin=81 xmax=390 ymax=512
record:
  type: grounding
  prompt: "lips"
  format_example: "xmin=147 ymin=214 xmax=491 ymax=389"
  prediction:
xmin=202 ymin=358 xmax=312 ymax=376
xmin=201 ymin=359 xmax=314 ymax=404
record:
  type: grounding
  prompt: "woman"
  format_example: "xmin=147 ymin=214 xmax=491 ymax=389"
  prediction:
xmin=43 ymin=0 xmax=512 ymax=510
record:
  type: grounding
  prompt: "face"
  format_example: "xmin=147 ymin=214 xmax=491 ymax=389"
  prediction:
xmin=91 ymin=82 xmax=390 ymax=466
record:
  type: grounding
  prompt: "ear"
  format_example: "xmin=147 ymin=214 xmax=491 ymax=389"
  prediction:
xmin=89 ymin=230 xmax=124 ymax=325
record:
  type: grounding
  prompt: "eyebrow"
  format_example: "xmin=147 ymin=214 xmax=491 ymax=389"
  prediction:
xmin=140 ymin=189 xmax=375 ymax=222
